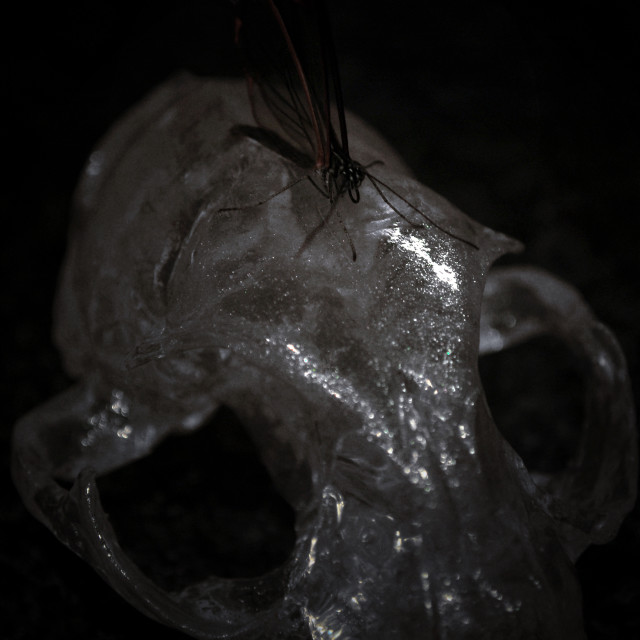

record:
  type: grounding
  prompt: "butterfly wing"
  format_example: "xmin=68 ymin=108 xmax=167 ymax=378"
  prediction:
xmin=233 ymin=0 xmax=345 ymax=170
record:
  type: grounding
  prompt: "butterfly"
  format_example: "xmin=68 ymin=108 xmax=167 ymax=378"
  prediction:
xmin=228 ymin=0 xmax=479 ymax=259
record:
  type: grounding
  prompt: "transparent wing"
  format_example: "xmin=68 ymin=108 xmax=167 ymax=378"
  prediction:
xmin=234 ymin=0 xmax=339 ymax=170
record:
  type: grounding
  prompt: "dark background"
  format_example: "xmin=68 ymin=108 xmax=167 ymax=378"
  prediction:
xmin=3 ymin=1 xmax=639 ymax=638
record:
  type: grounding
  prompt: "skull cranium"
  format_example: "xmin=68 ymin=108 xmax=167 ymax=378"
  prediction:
xmin=12 ymin=75 xmax=636 ymax=639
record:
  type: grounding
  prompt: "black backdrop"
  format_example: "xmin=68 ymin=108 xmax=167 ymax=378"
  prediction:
xmin=3 ymin=2 xmax=639 ymax=638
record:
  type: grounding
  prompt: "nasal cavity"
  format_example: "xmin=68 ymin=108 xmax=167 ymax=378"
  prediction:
xmin=479 ymin=335 xmax=585 ymax=475
xmin=97 ymin=405 xmax=296 ymax=592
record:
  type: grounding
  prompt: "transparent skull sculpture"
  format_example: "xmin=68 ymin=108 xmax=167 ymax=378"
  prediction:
xmin=12 ymin=76 xmax=637 ymax=639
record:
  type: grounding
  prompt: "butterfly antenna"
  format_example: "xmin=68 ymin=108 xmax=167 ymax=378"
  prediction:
xmin=366 ymin=173 xmax=480 ymax=250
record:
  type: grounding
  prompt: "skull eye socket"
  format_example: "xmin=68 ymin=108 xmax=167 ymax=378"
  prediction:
xmin=479 ymin=334 xmax=585 ymax=476
xmin=96 ymin=405 xmax=296 ymax=592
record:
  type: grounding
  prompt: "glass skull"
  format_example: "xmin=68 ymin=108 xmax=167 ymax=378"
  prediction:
xmin=12 ymin=75 xmax=636 ymax=639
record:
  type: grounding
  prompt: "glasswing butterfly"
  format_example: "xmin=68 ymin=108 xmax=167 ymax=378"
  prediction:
xmin=228 ymin=0 xmax=480 ymax=259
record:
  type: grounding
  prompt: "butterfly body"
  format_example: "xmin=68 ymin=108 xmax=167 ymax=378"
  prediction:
xmin=231 ymin=0 xmax=479 ymax=254
xmin=310 ymin=145 xmax=364 ymax=205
